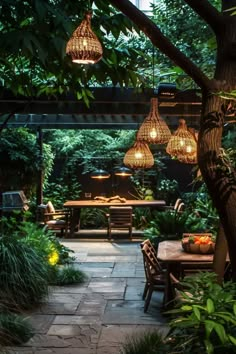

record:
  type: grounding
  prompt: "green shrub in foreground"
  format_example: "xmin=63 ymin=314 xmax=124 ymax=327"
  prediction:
xmin=0 ymin=312 xmax=33 ymax=346
xmin=0 ymin=236 xmax=49 ymax=311
xmin=51 ymin=265 xmax=87 ymax=286
xmin=119 ymin=331 xmax=167 ymax=354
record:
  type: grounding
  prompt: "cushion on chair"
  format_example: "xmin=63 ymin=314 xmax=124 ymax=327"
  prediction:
xmin=47 ymin=220 xmax=66 ymax=225
xmin=47 ymin=201 xmax=55 ymax=213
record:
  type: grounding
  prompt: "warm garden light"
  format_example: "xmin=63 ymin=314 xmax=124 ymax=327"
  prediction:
xmin=137 ymin=98 xmax=171 ymax=144
xmin=66 ymin=11 xmax=103 ymax=64
xmin=114 ymin=167 xmax=132 ymax=177
xmin=166 ymin=119 xmax=197 ymax=162
xmin=90 ymin=169 xmax=110 ymax=179
xmin=123 ymin=140 xmax=154 ymax=169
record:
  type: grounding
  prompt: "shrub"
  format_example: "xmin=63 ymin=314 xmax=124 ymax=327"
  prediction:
xmin=52 ymin=265 xmax=87 ymax=286
xmin=167 ymin=272 xmax=236 ymax=354
xmin=18 ymin=221 xmax=75 ymax=265
xmin=0 ymin=235 xmax=49 ymax=311
xmin=120 ymin=330 xmax=167 ymax=354
xmin=0 ymin=312 xmax=33 ymax=346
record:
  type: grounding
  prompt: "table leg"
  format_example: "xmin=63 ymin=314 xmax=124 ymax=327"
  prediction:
xmin=162 ymin=262 xmax=181 ymax=310
xmin=69 ymin=208 xmax=81 ymax=237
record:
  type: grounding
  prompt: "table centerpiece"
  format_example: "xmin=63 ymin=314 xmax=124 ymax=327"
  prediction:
xmin=182 ymin=233 xmax=215 ymax=254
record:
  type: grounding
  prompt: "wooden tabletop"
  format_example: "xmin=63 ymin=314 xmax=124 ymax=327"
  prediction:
xmin=157 ymin=240 xmax=214 ymax=263
xmin=64 ymin=199 xmax=166 ymax=208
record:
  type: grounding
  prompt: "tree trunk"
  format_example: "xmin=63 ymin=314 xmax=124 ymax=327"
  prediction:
xmin=198 ymin=12 xmax=236 ymax=280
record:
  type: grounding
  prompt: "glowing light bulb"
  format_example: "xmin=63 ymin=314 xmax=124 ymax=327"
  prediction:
xmin=83 ymin=39 xmax=87 ymax=48
xmin=135 ymin=151 xmax=143 ymax=159
xmin=150 ymin=128 xmax=157 ymax=139
xmin=186 ymin=146 xmax=192 ymax=153
xmin=180 ymin=139 xmax=185 ymax=147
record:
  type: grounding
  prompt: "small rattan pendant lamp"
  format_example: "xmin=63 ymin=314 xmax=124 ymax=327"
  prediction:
xmin=166 ymin=119 xmax=197 ymax=160
xmin=123 ymin=139 xmax=154 ymax=169
xmin=66 ymin=11 xmax=103 ymax=64
xmin=137 ymin=97 xmax=171 ymax=144
xmin=177 ymin=129 xmax=198 ymax=164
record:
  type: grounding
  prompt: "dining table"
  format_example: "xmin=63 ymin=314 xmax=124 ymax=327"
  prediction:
xmin=157 ymin=240 xmax=215 ymax=308
xmin=64 ymin=199 xmax=166 ymax=237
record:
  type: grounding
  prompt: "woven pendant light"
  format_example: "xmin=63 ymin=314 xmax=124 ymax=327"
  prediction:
xmin=177 ymin=128 xmax=198 ymax=164
xmin=66 ymin=11 xmax=103 ymax=64
xmin=123 ymin=140 xmax=154 ymax=169
xmin=137 ymin=97 xmax=171 ymax=144
xmin=166 ymin=119 xmax=197 ymax=159
xmin=177 ymin=152 xmax=197 ymax=164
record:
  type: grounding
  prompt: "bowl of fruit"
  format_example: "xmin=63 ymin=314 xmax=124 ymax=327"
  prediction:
xmin=182 ymin=233 xmax=215 ymax=254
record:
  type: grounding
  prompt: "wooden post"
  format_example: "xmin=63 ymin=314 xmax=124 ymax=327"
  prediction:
xmin=36 ymin=127 xmax=43 ymax=206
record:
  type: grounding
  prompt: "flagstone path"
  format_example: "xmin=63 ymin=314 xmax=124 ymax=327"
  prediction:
xmin=9 ymin=240 xmax=168 ymax=354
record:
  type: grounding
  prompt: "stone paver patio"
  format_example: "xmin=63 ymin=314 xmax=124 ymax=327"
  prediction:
xmin=9 ymin=239 xmax=168 ymax=354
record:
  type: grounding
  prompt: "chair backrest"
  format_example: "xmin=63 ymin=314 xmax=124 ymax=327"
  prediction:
xmin=36 ymin=201 xmax=56 ymax=223
xmin=173 ymin=198 xmax=182 ymax=211
xmin=176 ymin=202 xmax=185 ymax=213
xmin=141 ymin=242 xmax=163 ymax=277
xmin=140 ymin=239 xmax=160 ymax=269
xmin=108 ymin=206 xmax=133 ymax=227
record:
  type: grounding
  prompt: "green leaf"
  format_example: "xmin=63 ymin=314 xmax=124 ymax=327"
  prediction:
xmin=228 ymin=335 xmax=236 ymax=345
xmin=233 ymin=303 xmax=236 ymax=316
xmin=204 ymin=339 xmax=214 ymax=354
xmin=213 ymin=323 xmax=227 ymax=344
xmin=193 ymin=305 xmax=201 ymax=320
xmin=205 ymin=320 xmax=215 ymax=339
xmin=206 ymin=298 xmax=215 ymax=313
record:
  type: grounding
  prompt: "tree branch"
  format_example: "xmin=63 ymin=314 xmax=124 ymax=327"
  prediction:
xmin=183 ymin=0 xmax=223 ymax=33
xmin=107 ymin=0 xmax=212 ymax=91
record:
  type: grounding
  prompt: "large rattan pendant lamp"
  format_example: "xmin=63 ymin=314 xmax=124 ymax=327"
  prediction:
xmin=66 ymin=11 xmax=103 ymax=64
xmin=123 ymin=139 xmax=154 ymax=169
xmin=137 ymin=97 xmax=171 ymax=144
xmin=166 ymin=119 xmax=197 ymax=161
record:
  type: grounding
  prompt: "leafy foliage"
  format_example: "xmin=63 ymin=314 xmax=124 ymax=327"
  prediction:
xmin=0 ymin=128 xmax=54 ymax=196
xmin=0 ymin=312 xmax=33 ymax=346
xmin=18 ymin=220 xmax=75 ymax=265
xmin=120 ymin=330 xmax=167 ymax=354
xmin=52 ymin=265 xmax=87 ymax=286
xmin=0 ymin=235 xmax=49 ymax=310
xmin=0 ymin=0 xmax=146 ymax=98
xmin=167 ymin=272 xmax=236 ymax=354
xmin=43 ymin=177 xmax=82 ymax=209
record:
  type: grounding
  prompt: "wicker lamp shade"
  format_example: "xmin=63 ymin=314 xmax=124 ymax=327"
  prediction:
xmin=166 ymin=119 xmax=197 ymax=159
xmin=177 ymin=152 xmax=197 ymax=164
xmin=66 ymin=11 xmax=103 ymax=64
xmin=123 ymin=140 xmax=154 ymax=169
xmin=177 ymin=129 xmax=198 ymax=164
xmin=137 ymin=98 xmax=171 ymax=144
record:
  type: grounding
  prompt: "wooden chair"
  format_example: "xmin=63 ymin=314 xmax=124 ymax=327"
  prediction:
xmin=140 ymin=241 xmax=167 ymax=312
xmin=107 ymin=206 xmax=133 ymax=240
xmin=37 ymin=201 xmax=70 ymax=237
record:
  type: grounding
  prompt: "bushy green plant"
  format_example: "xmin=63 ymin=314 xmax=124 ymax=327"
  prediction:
xmin=52 ymin=265 xmax=87 ymax=286
xmin=80 ymin=207 xmax=107 ymax=228
xmin=121 ymin=273 xmax=236 ymax=354
xmin=167 ymin=272 xmax=236 ymax=354
xmin=144 ymin=208 xmax=209 ymax=243
xmin=18 ymin=221 xmax=75 ymax=265
xmin=0 ymin=312 xmax=33 ymax=346
xmin=43 ymin=176 xmax=81 ymax=209
xmin=120 ymin=330 xmax=167 ymax=354
xmin=143 ymin=226 xmax=160 ymax=248
xmin=0 ymin=235 xmax=49 ymax=310
xmin=156 ymin=178 xmax=179 ymax=205
xmin=133 ymin=207 xmax=152 ymax=230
